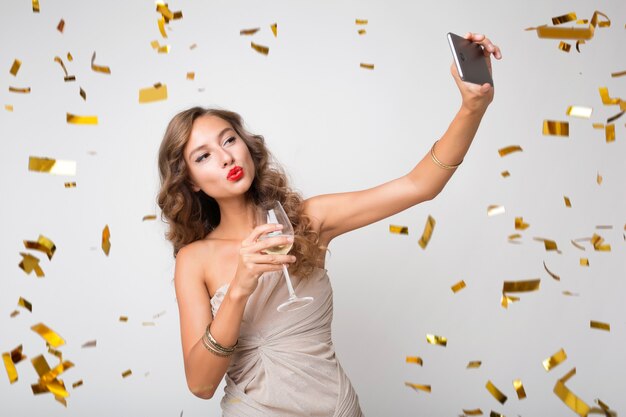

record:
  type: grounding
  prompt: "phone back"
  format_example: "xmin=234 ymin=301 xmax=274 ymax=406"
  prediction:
xmin=447 ymin=32 xmax=493 ymax=86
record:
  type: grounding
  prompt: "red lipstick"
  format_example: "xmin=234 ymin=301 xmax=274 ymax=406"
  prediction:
xmin=227 ymin=166 xmax=244 ymax=181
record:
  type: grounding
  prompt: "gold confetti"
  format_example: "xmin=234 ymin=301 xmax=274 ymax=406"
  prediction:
xmin=467 ymin=361 xmax=482 ymax=369
xmin=5 ymin=104 xmax=13 ymax=111
xmin=81 ymin=340 xmax=96 ymax=348
xmin=590 ymin=320 xmax=610 ymax=331
xmin=360 ymin=63 xmax=375 ymax=70
xmin=64 ymin=182 xmax=76 ymax=188
xmin=564 ymin=196 xmax=572 ymax=207
xmin=158 ymin=17 xmax=167 ymax=37
xmin=189 ymin=43 xmax=197 ymax=49
xmin=72 ymin=380 xmax=83 ymax=389
xmin=508 ymin=234 xmax=522 ymax=243
xmin=580 ymin=258 xmax=589 ymax=266
xmin=553 ymin=368 xmax=590 ymax=417
xmin=79 ymin=87 xmax=86 ymax=101
xmin=563 ymin=291 xmax=579 ymax=296
xmin=10 ymin=310 xmax=19 ymax=317
xmin=596 ymin=172 xmax=602 ymax=184
xmin=575 ymin=40 xmax=585 ymax=53
xmin=501 ymin=279 xmax=540 ymax=308
xmin=119 ymin=316 xmax=128 ymax=322
xmin=543 ymin=120 xmax=569 ymax=136
xmin=18 ymin=297 xmax=32 ymax=312
xmin=485 ymin=380 xmax=507 ymax=404
xmin=3 ymin=353 xmax=18 ymax=383
xmin=91 ymin=51 xmax=111 ymax=74
xmin=358 ymin=29 xmax=367 ymax=35
xmin=142 ymin=322 xmax=155 ymax=326
xmin=67 ymin=52 xmax=73 ymax=61
xmin=487 ymin=205 xmax=505 ymax=217
xmin=566 ymin=106 xmax=592 ymax=118
xmin=543 ymin=261 xmax=560 ymax=281
xmin=186 ymin=72 xmax=195 ymax=80
xmin=139 ymin=83 xmax=168 ymax=103
xmin=605 ymin=124 xmax=615 ymax=142
xmin=501 ymin=170 xmax=510 ymax=177
xmin=515 ymin=217 xmax=529 ymax=230
xmin=533 ymin=237 xmax=560 ymax=252
xmin=591 ymin=233 xmax=611 ymax=251
xmin=122 ymin=369 xmax=132 ymax=378
xmin=270 ymin=23 xmax=277 ymax=37
xmin=543 ymin=348 xmax=567 ymax=371
xmin=598 ymin=87 xmax=622 ymax=106
xmin=153 ymin=310 xmax=166 ymax=319
xmin=552 ymin=12 xmax=577 ymax=25
xmin=530 ymin=11 xmax=610 ymax=40
xmin=558 ymin=41 xmax=571 ymax=52
xmin=53 ymin=54 xmax=75 ymax=81
xmin=426 ymin=334 xmax=447 ymax=347
xmin=592 ymin=123 xmax=604 ymax=129
xmin=501 ymin=293 xmax=520 ymax=308
xmin=451 ymin=280 xmax=466 ymax=293
xmin=66 ymin=113 xmax=98 ymax=125
xmin=10 ymin=345 xmax=27 ymax=365
xmin=462 ymin=409 xmax=483 ymax=416
xmin=102 ymin=225 xmax=111 ymax=256
xmin=355 ymin=19 xmax=368 ymax=25
xmin=406 ymin=356 xmax=423 ymax=366
xmin=498 ymin=145 xmax=523 ymax=157
xmin=9 ymin=59 xmax=21 ymax=76
xmin=404 ymin=382 xmax=431 ymax=393
xmin=571 ymin=240 xmax=586 ymax=251
xmin=18 ymin=252 xmax=45 ymax=277
xmin=142 ymin=214 xmax=157 ymax=221
xmin=156 ymin=1 xmax=183 ymax=23
xmin=23 ymin=234 xmax=56 ymax=260
xmin=489 ymin=412 xmax=505 ymax=417
xmin=251 ymin=42 xmax=269 ymax=55
xmin=9 ymin=86 xmax=31 ymax=93
xmin=611 ymin=70 xmax=626 ymax=77
xmin=32 ymin=0 xmax=40 ymax=12
xmin=31 ymin=323 xmax=65 ymax=348
xmin=595 ymin=225 xmax=612 ymax=230
xmin=240 ymin=27 xmax=260 ymax=35
xmin=57 ymin=19 xmax=65 ymax=33
xmin=418 ymin=215 xmax=435 ymax=249
xmin=150 ymin=40 xmax=170 ymax=54
xmin=513 ymin=379 xmax=527 ymax=400
xmin=606 ymin=110 xmax=624 ymax=124
xmin=47 ymin=346 xmax=63 ymax=361
xmin=389 ymin=225 xmax=408 ymax=235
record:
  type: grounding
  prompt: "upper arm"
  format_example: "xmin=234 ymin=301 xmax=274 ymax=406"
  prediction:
xmin=174 ymin=245 xmax=212 ymax=371
xmin=304 ymin=174 xmax=434 ymax=242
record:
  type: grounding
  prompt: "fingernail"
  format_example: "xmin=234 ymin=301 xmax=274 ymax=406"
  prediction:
xmin=287 ymin=236 xmax=294 ymax=242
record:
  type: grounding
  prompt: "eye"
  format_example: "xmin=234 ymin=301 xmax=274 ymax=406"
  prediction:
xmin=195 ymin=153 xmax=209 ymax=163
xmin=224 ymin=136 xmax=236 ymax=145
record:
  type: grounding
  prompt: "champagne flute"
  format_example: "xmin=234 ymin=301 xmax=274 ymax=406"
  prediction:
xmin=257 ymin=201 xmax=314 ymax=312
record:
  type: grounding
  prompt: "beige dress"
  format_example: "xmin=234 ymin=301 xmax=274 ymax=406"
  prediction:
xmin=210 ymin=267 xmax=364 ymax=417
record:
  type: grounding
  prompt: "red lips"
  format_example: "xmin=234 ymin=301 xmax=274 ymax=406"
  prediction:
xmin=227 ymin=166 xmax=244 ymax=181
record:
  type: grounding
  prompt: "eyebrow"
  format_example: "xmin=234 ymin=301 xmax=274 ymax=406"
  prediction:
xmin=188 ymin=127 xmax=234 ymax=160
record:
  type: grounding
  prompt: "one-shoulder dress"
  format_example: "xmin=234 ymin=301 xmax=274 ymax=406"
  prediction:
xmin=210 ymin=267 xmax=364 ymax=417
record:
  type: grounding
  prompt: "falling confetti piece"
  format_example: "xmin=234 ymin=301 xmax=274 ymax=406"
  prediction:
xmin=18 ymin=297 xmax=32 ymax=312
xmin=355 ymin=19 xmax=368 ymax=25
xmin=240 ymin=27 xmax=260 ymax=35
xmin=563 ymin=291 xmax=579 ymax=296
xmin=143 ymin=215 xmax=157 ymax=221
xmin=360 ymin=63 xmax=375 ymax=70
xmin=543 ymin=348 xmax=567 ymax=371
xmin=592 ymin=123 xmax=604 ymax=129
xmin=72 ymin=380 xmax=83 ymax=388
xmin=102 ymin=225 xmax=111 ymax=256
xmin=596 ymin=172 xmax=602 ymax=184
xmin=251 ymin=42 xmax=269 ymax=55
xmin=543 ymin=120 xmax=569 ymax=136
xmin=389 ymin=225 xmax=408 ymax=235
xmin=606 ymin=111 xmax=624 ymax=124
xmin=462 ymin=409 xmax=483 ymax=416
xmin=501 ymin=279 xmax=540 ymax=308
xmin=153 ymin=310 xmax=166 ymax=319
xmin=501 ymin=171 xmax=510 ymax=177
xmin=64 ymin=182 xmax=76 ymax=188
xmin=515 ymin=217 xmax=529 ymax=230
xmin=67 ymin=52 xmax=73 ymax=61
xmin=487 ymin=205 xmax=505 ymax=217
xmin=122 ymin=369 xmax=132 ymax=378
xmin=553 ymin=368 xmax=591 ymax=417
xmin=186 ymin=72 xmax=195 ymax=80
xmin=67 ymin=113 xmax=98 ymax=125
xmin=10 ymin=310 xmax=19 ymax=317
xmin=543 ymin=261 xmax=560 ymax=281
xmin=119 ymin=316 xmax=128 ymax=322
xmin=189 ymin=43 xmax=197 ymax=49
xmin=451 ymin=280 xmax=466 ymax=293
xmin=79 ymin=87 xmax=86 ymax=101
xmin=513 ymin=379 xmax=527 ymax=400
xmin=9 ymin=86 xmax=31 ymax=94
xmin=57 ymin=19 xmax=65 ymax=33
xmin=81 ymin=340 xmax=96 ymax=348
xmin=564 ymin=196 xmax=572 ymax=207
xmin=3 ymin=353 xmax=18 ymax=383
xmin=529 ymin=10 xmax=610 ymax=40
xmin=10 ymin=345 xmax=27 ymax=365
xmin=426 ymin=334 xmax=447 ymax=347
xmin=467 ymin=361 xmax=482 ymax=369
xmin=485 ymin=380 xmax=507 ymax=404
xmin=552 ymin=12 xmax=577 ymax=25
xmin=18 ymin=252 xmax=45 ymax=277
xmin=580 ymin=258 xmax=589 ymax=266
xmin=605 ymin=124 xmax=615 ymax=142
xmin=358 ymin=29 xmax=367 ymax=35
xmin=32 ymin=0 xmax=40 ymax=12
xmin=497 ymin=145 xmax=523 ymax=157
xmin=23 ymin=235 xmax=56 ymax=260
xmin=575 ymin=40 xmax=585 ymax=52
xmin=31 ymin=323 xmax=65 ymax=348
xmin=591 ymin=233 xmax=611 ymax=251
xmin=566 ymin=106 xmax=592 ymax=118
xmin=54 ymin=56 xmax=75 ymax=82
xmin=508 ymin=234 xmax=522 ymax=242
xmin=406 ymin=356 xmax=423 ymax=366
xmin=91 ymin=51 xmax=111 ymax=74
xmin=156 ymin=2 xmax=183 ymax=23
xmin=139 ymin=83 xmax=168 ymax=103
xmin=142 ymin=322 xmax=155 ymax=326
xmin=590 ymin=320 xmax=610 ymax=331
xmin=9 ymin=59 xmax=21 ymax=76
xmin=150 ymin=40 xmax=171 ymax=54
xmin=158 ymin=17 xmax=167 ymax=37
xmin=598 ymin=87 xmax=622 ymax=106
xmin=533 ymin=237 xmax=560 ymax=252
xmin=270 ymin=23 xmax=277 ymax=37
xmin=404 ymin=382 xmax=431 ymax=393
xmin=611 ymin=70 xmax=626 ymax=77
xmin=558 ymin=41 xmax=571 ymax=52
xmin=5 ymin=104 xmax=13 ymax=111
xmin=418 ymin=215 xmax=435 ymax=249
xmin=489 ymin=411 xmax=505 ymax=417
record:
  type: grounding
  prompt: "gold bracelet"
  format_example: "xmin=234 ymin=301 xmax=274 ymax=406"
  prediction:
xmin=201 ymin=333 xmax=233 ymax=357
xmin=205 ymin=323 xmax=238 ymax=353
xmin=430 ymin=140 xmax=462 ymax=170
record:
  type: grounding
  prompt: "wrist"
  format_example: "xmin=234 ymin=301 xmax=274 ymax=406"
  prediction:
xmin=459 ymin=104 xmax=488 ymax=118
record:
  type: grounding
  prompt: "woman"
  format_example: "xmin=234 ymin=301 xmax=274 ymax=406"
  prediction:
xmin=157 ymin=32 xmax=501 ymax=417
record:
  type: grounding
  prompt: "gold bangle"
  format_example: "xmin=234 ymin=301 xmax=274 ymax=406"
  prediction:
xmin=430 ymin=140 xmax=462 ymax=170
xmin=205 ymin=323 xmax=238 ymax=352
xmin=201 ymin=333 xmax=233 ymax=357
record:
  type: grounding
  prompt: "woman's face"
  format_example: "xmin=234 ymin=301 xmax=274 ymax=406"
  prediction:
xmin=183 ymin=115 xmax=255 ymax=200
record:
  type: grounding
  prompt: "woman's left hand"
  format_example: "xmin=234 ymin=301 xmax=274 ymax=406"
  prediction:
xmin=451 ymin=32 xmax=502 ymax=114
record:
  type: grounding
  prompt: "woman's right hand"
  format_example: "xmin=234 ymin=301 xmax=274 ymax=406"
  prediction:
xmin=231 ymin=223 xmax=296 ymax=298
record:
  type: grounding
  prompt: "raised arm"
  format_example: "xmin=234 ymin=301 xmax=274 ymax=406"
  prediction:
xmin=304 ymin=33 xmax=502 ymax=243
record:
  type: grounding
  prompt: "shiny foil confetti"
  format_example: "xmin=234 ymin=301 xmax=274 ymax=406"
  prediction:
xmin=501 ymin=293 xmax=520 ymax=308
xmin=487 ymin=205 xmax=505 ymax=217
xmin=611 ymin=70 xmax=626 ymax=77
xmin=485 ymin=380 xmax=507 ymax=404
xmin=3 ymin=353 xmax=18 ymax=383
xmin=529 ymin=10 xmax=610 ymax=40
xmin=18 ymin=252 xmax=44 ymax=277
xmin=358 ymin=29 xmax=367 ymax=35
xmin=240 ymin=28 xmax=260 ymax=35
xmin=462 ymin=409 xmax=483 ymax=416
xmin=580 ymin=258 xmax=589 ymax=266
xmin=64 ymin=182 xmax=76 ymax=188
xmin=153 ymin=310 xmax=166 ymax=319
xmin=150 ymin=40 xmax=170 ymax=54
xmin=552 ymin=12 xmax=577 ymax=25
xmin=186 ymin=72 xmax=195 ymax=80
xmin=119 ymin=316 xmax=128 ymax=322
xmin=591 ymin=233 xmax=611 ymax=251
xmin=564 ymin=196 xmax=572 ymax=207
xmin=571 ymin=240 xmax=586 ymax=250
xmin=451 ymin=280 xmax=466 ymax=293
xmin=5 ymin=104 xmax=14 ymax=111
xmin=501 ymin=171 xmax=510 ymax=177
xmin=508 ymin=235 xmax=522 ymax=243
xmin=489 ymin=412 xmax=505 ymax=417
xmin=513 ymin=379 xmax=527 ymax=399
xmin=426 ymin=334 xmax=447 ymax=347
xmin=563 ymin=291 xmax=579 ymax=296
xmin=10 ymin=310 xmax=20 ymax=317
xmin=81 ymin=340 xmax=96 ymax=348
xmin=158 ymin=17 xmax=167 ymax=37
xmin=10 ymin=59 xmax=21 ymax=76
xmin=360 ymin=63 xmax=375 ymax=70
xmin=271 ymin=23 xmax=277 ymax=37
xmin=67 ymin=52 xmax=73 ymax=61
xmin=251 ymin=42 xmax=269 ymax=55
xmin=406 ymin=356 xmax=423 ymax=366
xmin=566 ymin=106 xmax=593 ymax=118
xmin=18 ymin=297 xmax=32 ymax=312
xmin=139 ymin=83 xmax=168 ymax=103
xmin=389 ymin=225 xmax=408 ymax=235
xmin=605 ymin=124 xmax=615 ymax=142
xmin=31 ymin=323 xmax=65 ymax=347
xmin=592 ymin=123 xmax=604 ymax=130
xmin=467 ymin=361 xmax=482 ymax=369
xmin=515 ymin=217 xmax=529 ymax=230
xmin=590 ymin=320 xmax=610 ymax=331
xmin=79 ymin=87 xmax=86 ymax=101
xmin=9 ymin=86 xmax=31 ymax=94
xmin=24 ymin=234 xmax=56 ymax=259
xmin=558 ymin=41 xmax=571 ymax=52
xmin=533 ymin=237 xmax=560 ymax=252
xmin=102 ymin=225 xmax=111 ymax=256
xmin=575 ymin=40 xmax=585 ymax=52
xmin=142 ymin=322 xmax=155 ymax=326
xmin=72 ymin=380 xmax=83 ymax=389
xmin=57 ymin=19 xmax=65 ymax=33
xmin=543 ymin=261 xmax=561 ymax=281
xmin=32 ymin=0 xmax=40 ymax=12
xmin=598 ymin=87 xmax=622 ymax=106
xmin=497 ymin=145 xmax=523 ymax=157
xmin=91 ymin=52 xmax=111 ymax=74
xmin=11 ymin=345 xmax=27 ymax=365
xmin=596 ymin=172 xmax=603 ymax=184
xmin=142 ymin=215 xmax=157 ymax=221
xmin=606 ymin=111 xmax=624 ymax=123
xmin=553 ymin=368 xmax=590 ymax=417
xmin=67 ymin=113 xmax=98 ymax=125
xmin=404 ymin=382 xmax=431 ymax=393
xmin=53 ymin=55 xmax=75 ymax=81
xmin=122 ymin=369 xmax=132 ymax=378
xmin=543 ymin=120 xmax=569 ymax=136
xmin=356 ymin=19 xmax=368 ymax=25
xmin=156 ymin=2 xmax=183 ymax=24
xmin=418 ymin=215 xmax=435 ymax=249
xmin=543 ymin=348 xmax=567 ymax=371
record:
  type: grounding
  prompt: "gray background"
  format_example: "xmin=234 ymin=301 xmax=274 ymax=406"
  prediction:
xmin=1 ymin=0 xmax=625 ymax=416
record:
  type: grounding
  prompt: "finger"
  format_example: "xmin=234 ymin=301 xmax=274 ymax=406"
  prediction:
xmin=248 ymin=234 xmax=294 ymax=254
xmin=244 ymin=253 xmax=297 ymax=265
xmin=244 ymin=223 xmax=284 ymax=245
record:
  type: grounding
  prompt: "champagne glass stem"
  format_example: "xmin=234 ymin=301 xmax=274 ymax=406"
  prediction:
xmin=282 ymin=264 xmax=297 ymax=300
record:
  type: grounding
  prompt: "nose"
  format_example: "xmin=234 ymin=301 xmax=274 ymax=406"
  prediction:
xmin=219 ymin=149 xmax=235 ymax=167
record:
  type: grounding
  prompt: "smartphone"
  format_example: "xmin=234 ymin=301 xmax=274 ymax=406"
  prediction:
xmin=447 ymin=32 xmax=493 ymax=87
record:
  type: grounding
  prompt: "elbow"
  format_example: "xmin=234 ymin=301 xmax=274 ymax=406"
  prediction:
xmin=188 ymin=380 xmax=217 ymax=400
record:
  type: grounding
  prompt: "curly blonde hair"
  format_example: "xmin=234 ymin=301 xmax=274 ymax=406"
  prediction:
xmin=157 ymin=107 xmax=324 ymax=278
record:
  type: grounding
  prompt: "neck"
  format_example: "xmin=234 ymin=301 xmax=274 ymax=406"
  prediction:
xmin=213 ymin=196 xmax=256 ymax=240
